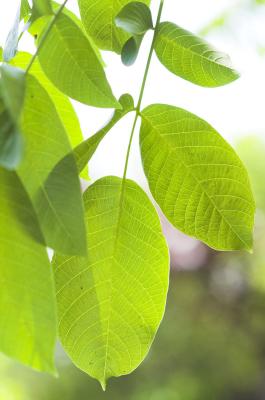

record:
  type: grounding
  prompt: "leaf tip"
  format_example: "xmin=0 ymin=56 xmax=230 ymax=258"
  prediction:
xmin=99 ymin=379 xmax=107 ymax=391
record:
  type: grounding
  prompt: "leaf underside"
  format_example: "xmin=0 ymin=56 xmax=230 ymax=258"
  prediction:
xmin=78 ymin=0 xmax=150 ymax=54
xmin=140 ymin=104 xmax=255 ymax=251
xmin=155 ymin=22 xmax=240 ymax=87
xmin=37 ymin=13 xmax=119 ymax=108
xmin=53 ymin=176 xmax=169 ymax=389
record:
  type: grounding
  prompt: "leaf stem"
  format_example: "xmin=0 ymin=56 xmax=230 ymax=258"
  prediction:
xmin=25 ymin=0 xmax=69 ymax=74
xmin=122 ymin=0 xmax=165 ymax=181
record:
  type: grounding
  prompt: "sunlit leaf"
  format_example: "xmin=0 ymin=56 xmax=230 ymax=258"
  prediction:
xmin=32 ymin=0 xmax=53 ymax=21
xmin=140 ymin=104 xmax=255 ymax=251
xmin=155 ymin=22 xmax=240 ymax=87
xmin=21 ymin=0 xmax=31 ymax=21
xmin=0 ymin=65 xmax=25 ymax=169
xmin=0 ymin=167 xmax=57 ymax=373
xmin=17 ymin=74 xmax=87 ymax=256
xmin=11 ymin=51 xmax=89 ymax=180
xmin=53 ymin=176 xmax=169 ymax=388
xmin=37 ymin=13 xmax=119 ymax=108
xmin=115 ymin=2 xmax=153 ymax=35
xmin=78 ymin=0 xmax=150 ymax=53
xmin=74 ymin=94 xmax=134 ymax=174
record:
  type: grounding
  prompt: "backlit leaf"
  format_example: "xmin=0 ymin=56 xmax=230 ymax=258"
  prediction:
xmin=155 ymin=22 xmax=240 ymax=87
xmin=32 ymin=0 xmax=53 ymax=21
xmin=78 ymin=0 xmax=150 ymax=53
xmin=11 ymin=51 xmax=89 ymax=180
xmin=140 ymin=104 xmax=255 ymax=251
xmin=17 ymin=74 xmax=87 ymax=256
xmin=0 ymin=168 xmax=57 ymax=373
xmin=3 ymin=3 xmax=21 ymax=62
xmin=37 ymin=13 xmax=119 ymax=108
xmin=53 ymin=176 xmax=169 ymax=388
xmin=74 ymin=94 xmax=134 ymax=174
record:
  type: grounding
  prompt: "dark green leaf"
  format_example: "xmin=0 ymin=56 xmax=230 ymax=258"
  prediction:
xmin=140 ymin=104 xmax=255 ymax=251
xmin=155 ymin=22 xmax=240 ymax=87
xmin=121 ymin=35 xmax=144 ymax=66
xmin=53 ymin=176 xmax=169 ymax=388
xmin=74 ymin=94 xmax=134 ymax=174
xmin=0 ymin=65 xmax=25 ymax=169
xmin=78 ymin=0 xmax=150 ymax=53
xmin=37 ymin=13 xmax=119 ymax=108
xmin=0 ymin=167 xmax=57 ymax=373
xmin=115 ymin=1 xmax=153 ymax=35
xmin=17 ymin=74 xmax=87 ymax=256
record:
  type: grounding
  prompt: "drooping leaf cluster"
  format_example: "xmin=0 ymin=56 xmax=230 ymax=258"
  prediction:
xmin=0 ymin=0 xmax=255 ymax=390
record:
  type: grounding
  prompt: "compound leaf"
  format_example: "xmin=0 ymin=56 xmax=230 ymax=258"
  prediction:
xmin=37 ymin=13 xmax=119 ymax=108
xmin=53 ymin=176 xmax=169 ymax=388
xmin=0 ymin=65 xmax=25 ymax=169
xmin=17 ymin=74 xmax=87 ymax=256
xmin=155 ymin=22 xmax=240 ymax=87
xmin=115 ymin=2 xmax=153 ymax=35
xmin=0 ymin=168 xmax=57 ymax=373
xmin=78 ymin=0 xmax=150 ymax=54
xmin=74 ymin=94 xmax=134 ymax=174
xmin=140 ymin=104 xmax=255 ymax=251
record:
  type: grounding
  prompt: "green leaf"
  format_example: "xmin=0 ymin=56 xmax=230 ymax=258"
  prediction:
xmin=121 ymin=35 xmax=144 ymax=66
xmin=155 ymin=22 xmax=240 ymax=87
xmin=32 ymin=0 xmax=53 ymax=21
xmin=115 ymin=2 xmax=153 ymax=35
xmin=78 ymin=0 xmax=150 ymax=53
xmin=0 ymin=167 xmax=57 ymax=373
xmin=37 ymin=13 xmax=119 ymax=109
xmin=3 ymin=3 xmax=21 ymax=62
xmin=0 ymin=65 xmax=25 ymax=169
xmin=140 ymin=104 xmax=255 ymax=251
xmin=11 ymin=51 xmax=89 ymax=180
xmin=53 ymin=176 xmax=169 ymax=388
xmin=74 ymin=94 xmax=134 ymax=174
xmin=17 ymin=74 xmax=87 ymax=256
xmin=20 ymin=0 xmax=31 ymax=21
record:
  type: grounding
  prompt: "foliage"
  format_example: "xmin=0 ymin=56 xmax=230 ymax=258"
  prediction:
xmin=0 ymin=0 xmax=255 ymax=390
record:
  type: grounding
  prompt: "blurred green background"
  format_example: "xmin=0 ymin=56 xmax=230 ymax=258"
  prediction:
xmin=2 ymin=0 xmax=265 ymax=399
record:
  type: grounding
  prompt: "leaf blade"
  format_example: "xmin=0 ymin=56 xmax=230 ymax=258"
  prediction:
xmin=0 ymin=168 xmax=57 ymax=373
xmin=78 ymin=0 xmax=150 ymax=53
xmin=37 ymin=13 xmax=119 ymax=108
xmin=17 ymin=74 xmax=87 ymax=256
xmin=155 ymin=22 xmax=240 ymax=87
xmin=140 ymin=104 xmax=255 ymax=251
xmin=115 ymin=1 xmax=153 ymax=35
xmin=53 ymin=176 xmax=169 ymax=387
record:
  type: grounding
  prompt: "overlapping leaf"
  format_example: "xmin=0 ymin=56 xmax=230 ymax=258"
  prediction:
xmin=17 ymin=74 xmax=87 ymax=256
xmin=12 ymin=51 xmax=89 ymax=179
xmin=53 ymin=176 xmax=169 ymax=388
xmin=0 ymin=65 xmax=25 ymax=169
xmin=0 ymin=168 xmax=57 ymax=373
xmin=115 ymin=2 xmax=153 ymax=35
xmin=155 ymin=22 xmax=240 ymax=87
xmin=140 ymin=104 xmax=255 ymax=251
xmin=78 ymin=0 xmax=150 ymax=53
xmin=36 ymin=13 xmax=119 ymax=108
xmin=74 ymin=94 xmax=134 ymax=174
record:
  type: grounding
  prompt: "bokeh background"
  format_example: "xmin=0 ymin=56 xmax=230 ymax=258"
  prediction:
xmin=1 ymin=0 xmax=265 ymax=398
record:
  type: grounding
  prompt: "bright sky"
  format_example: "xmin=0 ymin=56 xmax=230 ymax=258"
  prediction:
xmin=1 ymin=0 xmax=265 ymax=186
